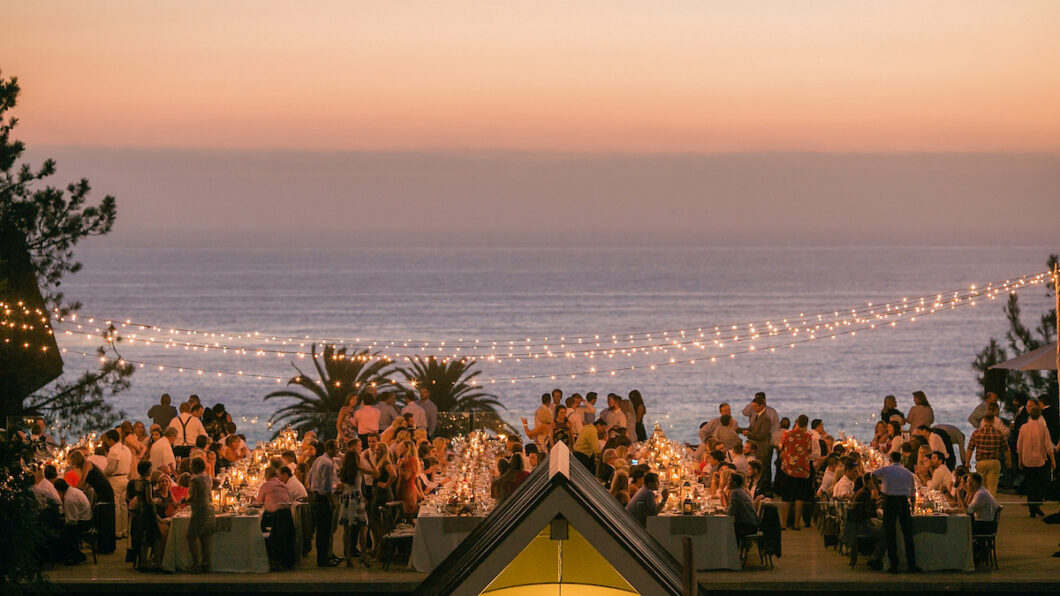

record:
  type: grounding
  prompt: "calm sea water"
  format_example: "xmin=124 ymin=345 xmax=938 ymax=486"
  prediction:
xmin=53 ymin=244 xmax=1055 ymax=445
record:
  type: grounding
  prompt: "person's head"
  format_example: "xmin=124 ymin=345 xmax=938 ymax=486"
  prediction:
xmin=555 ymin=405 xmax=567 ymax=421
xmin=985 ymin=392 xmax=998 ymax=405
xmin=912 ymin=391 xmax=929 ymax=407
xmin=103 ymin=429 xmax=120 ymax=447
xmin=586 ymin=392 xmax=598 ymax=405
xmin=281 ymin=449 xmax=297 ymax=463
xmin=195 ymin=435 xmax=208 ymax=449
xmin=628 ymin=390 xmax=643 ymax=409
xmin=54 ymin=478 xmax=70 ymax=495
xmin=278 ymin=466 xmax=293 ymax=481
xmin=779 ymin=417 xmax=790 ymax=430
xmin=179 ymin=402 xmax=190 ymax=414
xmin=551 ymin=388 xmax=563 ymax=403
xmin=191 ymin=403 xmax=204 ymax=418
xmin=325 ymin=439 xmax=338 ymax=457
xmin=541 ymin=393 xmax=552 ymax=406
xmin=402 ymin=413 xmax=415 ymax=427
xmin=137 ymin=460 xmax=152 ymax=477
xmin=496 ymin=457 xmax=510 ymax=476
xmin=629 ymin=466 xmax=647 ymax=488
xmin=345 ymin=393 xmax=358 ymax=409
xmin=190 ymin=457 xmax=206 ymax=474
xmin=900 ymin=442 xmax=913 ymax=457
xmin=607 ymin=393 xmax=620 ymax=409
xmin=912 ymin=424 xmax=930 ymax=438
xmin=509 ymin=453 xmax=525 ymax=472
xmin=262 ymin=466 xmax=277 ymax=481
xmin=748 ymin=460 xmax=762 ymax=480
xmin=417 ymin=441 xmax=431 ymax=459
xmin=43 ymin=464 xmax=58 ymax=481
xmin=395 ymin=429 xmax=410 ymax=444
xmin=874 ymin=421 xmax=887 ymax=435
xmin=930 ymin=451 xmax=946 ymax=469
xmin=967 ymin=472 xmax=983 ymax=491
xmin=811 ymin=419 xmax=824 ymax=433
xmin=188 ymin=394 xmax=201 ymax=405
xmin=890 ymin=451 xmax=902 ymax=464
xmin=602 ymin=448 xmax=617 ymax=465
xmin=884 ymin=395 xmax=897 ymax=409
xmin=982 ymin=413 xmax=996 ymax=425
xmin=611 ymin=470 xmax=629 ymax=493
xmin=366 ymin=433 xmax=380 ymax=450
xmin=69 ymin=450 xmax=85 ymax=468
xmin=709 ymin=450 xmax=726 ymax=467
xmin=160 ymin=393 xmax=171 ymax=405
xmin=133 ymin=421 xmax=146 ymax=437
xmin=225 ymin=435 xmax=241 ymax=448
xmin=418 ymin=386 xmax=430 ymax=401
xmin=795 ymin=415 xmax=808 ymax=429
xmin=206 ymin=450 xmax=217 ymax=465
xmin=565 ymin=396 xmax=577 ymax=409
xmin=119 ymin=420 xmax=133 ymax=438
xmin=30 ymin=419 xmax=45 ymax=435
xmin=1029 ymin=404 xmax=1042 ymax=420
xmin=719 ymin=402 xmax=731 ymax=417
xmin=843 ymin=460 xmax=859 ymax=479
xmin=593 ymin=418 xmax=607 ymax=432
xmin=374 ymin=443 xmax=390 ymax=465
xmin=643 ymin=472 xmax=661 ymax=491
xmin=888 ymin=420 xmax=902 ymax=438
xmin=729 ymin=473 xmax=745 ymax=490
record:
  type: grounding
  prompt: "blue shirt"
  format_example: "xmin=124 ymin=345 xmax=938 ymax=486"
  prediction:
xmin=626 ymin=486 xmax=659 ymax=526
xmin=872 ymin=463 xmax=915 ymax=497
xmin=308 ymin=453 xmax=336 ymax=495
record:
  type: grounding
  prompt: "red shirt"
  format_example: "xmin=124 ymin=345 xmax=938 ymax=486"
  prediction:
xmin=781 ymin=428 xmax=813 ymax=479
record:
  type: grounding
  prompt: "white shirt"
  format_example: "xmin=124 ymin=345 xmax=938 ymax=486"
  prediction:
xmin=33 ymin=479 xmax=62 ymax=508
xmin=872 ymin=463 xmax=915 ymax=497
xmin=63 ymin=486 xmax=92 ymax=524
xmin=818 ymin=467 xmax=837 ymax=495
xmin=106 ymin=442 xmax=132 ymax=476
xmin=967 ymin=486 xmax=999 ymax=521
xmin=928 ymin=465 xmax=953 ymax=493
xmin=568 ymin=412 xmax=584 ymax=437
xmin=167 ymin=412 xmax=207 ymax=447
xmin=832 ymin=474 xmax=855 ymax=499
xmin=926 ymin=432 xmax=947 ymax=455
xmin=286 ymin=475 xmax=308 ymax=501
xmin=150 ymin=438 xmax=176 ymax=472
xmin=601 ymin=407 xmax=626 ymax=433
xmin=401 ymin=402 xmax=427 ymax=430
xmin=353 ymin=404 xmax=381 ymax=435
xmin=88 ymin=454 xmax=108 ymax=471
xmin=581 ymin=402 xmax=597 ymax=426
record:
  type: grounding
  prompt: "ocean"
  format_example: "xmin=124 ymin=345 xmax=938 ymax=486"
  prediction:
xmin=51 ymin=243 xmax=1055 ymax=446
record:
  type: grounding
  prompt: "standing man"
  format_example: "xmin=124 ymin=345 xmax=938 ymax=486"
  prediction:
xmin=742 ymin=393 xmax=779 ymax=469
xmin=871 ymin=451 xmax=920 ymax=573
xmin=968 ymin=392 xmax=999 ymax=430
xmin=168 ymin=402 xmax=208 ymax=459
xmin=147 ymin=393 xmax=178 ymax=429
xmin=551 ymin=388 xmax=564 ymax=412
xmin=1016 ymin=404 xmax=1055 ymax=518
xmin=700 ymin=402 xmax=738 ymax=442
xmin=401 ymin=394 xmax=427 ymax=431
xmin=573 ymin=419 xmax=606 ymax=474
xmin=308 ymin=440 xmax=340 ymax=567
xmin=150 ymin=427 xmax=178 ymax=475
xmin=582 ymin=392 xmax=598 ymax=426
xmin=778 ymin=415 xmax=813 ymax=530
xmin=600 ymin=394 xmax=627 ymax=438
xmin=102 ymin=429 xmax=132 ymax=539
xmin=352 ymin=394 xmax=381 ymax=447
xmin=967 ymin=413 xmax=1011 ymax=496
xmin=418 ymin=387 xmax=438 ymax=437
xmin=377 ymin=391 xmax=400 ymax=431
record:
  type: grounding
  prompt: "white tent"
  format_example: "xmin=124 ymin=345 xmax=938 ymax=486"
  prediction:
xmin=990 ymin=341 xmax=1059 ymax=371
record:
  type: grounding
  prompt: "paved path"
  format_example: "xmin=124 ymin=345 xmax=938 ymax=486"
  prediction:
xmin=43 ymin=502 xmax=1060 ymax=593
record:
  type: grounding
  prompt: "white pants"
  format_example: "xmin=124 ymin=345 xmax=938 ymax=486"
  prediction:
xmin=109 ymin=475 xmax=129 ymax=538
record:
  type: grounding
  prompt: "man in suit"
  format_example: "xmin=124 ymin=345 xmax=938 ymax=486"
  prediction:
xmin=747 ymin=460 xmax=773 ymax=505
xmin=744 ymin=400 xmax=775 ymax=483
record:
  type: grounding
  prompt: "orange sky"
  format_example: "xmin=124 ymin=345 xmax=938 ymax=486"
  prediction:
xmin=4 ymin=1 xmax=1060 ymax=152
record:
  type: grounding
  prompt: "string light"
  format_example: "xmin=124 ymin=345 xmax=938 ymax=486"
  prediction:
xmin=2 ymin=270 xmax=1047 ymax=365
xmin=1 ymin=269 xmax=1043 ymax=389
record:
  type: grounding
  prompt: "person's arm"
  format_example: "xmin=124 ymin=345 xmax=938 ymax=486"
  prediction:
xmin=741 ymin=403 xmax=754 ymax=417
xmin=104 ymin=452 xmax=118 ymax=475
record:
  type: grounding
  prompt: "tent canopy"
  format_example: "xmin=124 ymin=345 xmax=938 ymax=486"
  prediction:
xmin=990 ymin=341 xmax=1059 ymax=371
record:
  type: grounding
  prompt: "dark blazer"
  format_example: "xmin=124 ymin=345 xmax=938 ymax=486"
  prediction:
xmin=749 ymin=477 xmax=773 ymax=500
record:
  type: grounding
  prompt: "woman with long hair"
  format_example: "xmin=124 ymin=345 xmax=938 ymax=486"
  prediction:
xmin=338 ymin=440 xmax=373 ymax=567
xmin=628 ymin=390 xmax=647 ymax=442
xmin=368 ymin=443 xmax=397 ymax=557
xmin=337 ymin=393 xmax=359 ymax=444
xmin=609 ymin=470 xmax=631 ymax=506
xmin=397 ymin=440 xmax=424 ymax=516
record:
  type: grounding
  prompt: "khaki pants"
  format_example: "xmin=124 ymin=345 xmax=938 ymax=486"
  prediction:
xmin=976 ymin=459 xmax=1001 ymax=496
xmin=109 ymin=475 xmax=129 ymax=538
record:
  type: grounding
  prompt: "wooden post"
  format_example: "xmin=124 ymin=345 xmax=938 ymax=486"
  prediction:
xmin=1054 ymin=263 xmax=1059 ymax=436
xmin=682 ymin=536 xmax=696 ymax=596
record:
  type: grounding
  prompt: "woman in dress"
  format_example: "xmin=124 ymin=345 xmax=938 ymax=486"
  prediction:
xmin=628 ymin=390 xmax=647 ymax=442
xmin=133 ymin=422 xmax=150 ymax=460
xmin=551 ymin=405 xmax=573 ymax=447
xmin=369 ymin=444 xmax=396 ymax=557
xmin=906 ymin=391 xmax=935 ymax=430
xmin=397 ymin=441 xmax=424 ymax=517
xmin=337 ymin=393 xmax=359 ymax=444
xmin=880 ymin=395 xmax=905 ymax=426
xmin=127 ymin=460 xmax=165 ymax=570
xmin=338 ymin=440 xmax=373 ymax=567
xmin=186 ymin=457 xmax=215 ymax=572
xmin=121 ymin=421 xmax=147 ymax=477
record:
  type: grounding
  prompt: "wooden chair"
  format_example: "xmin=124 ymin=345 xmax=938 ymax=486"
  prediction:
xmin=377 ymin=501 xmax=415 ymax=570
xmin=972 ymin=505 xmax=1003 ymax=569
xmin=739 ymin=531 xmax=773 ymax=569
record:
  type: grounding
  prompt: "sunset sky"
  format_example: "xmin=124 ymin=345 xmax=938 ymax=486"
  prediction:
xmin=3 ymin=1 xmax=1058 ymax=241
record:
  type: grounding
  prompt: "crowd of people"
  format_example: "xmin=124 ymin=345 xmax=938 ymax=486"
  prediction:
xmin=16 ymin=384 xmax=1059 ymax=574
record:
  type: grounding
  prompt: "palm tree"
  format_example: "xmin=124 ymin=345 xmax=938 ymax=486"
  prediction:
xmin=397 ymin=356 xmax=514 ymax=436
xmin=265 ymin=343 xmax=396 ymax=439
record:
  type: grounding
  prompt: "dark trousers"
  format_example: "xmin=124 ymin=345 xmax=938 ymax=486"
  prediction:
xmin=573 ymin=451 xmax=596 ymax=475
xmin=882 ymin=495 xmax=916 ymax=569
xmin=763 ymin=447 xmax=774 ymax=484
xmin=94 ymin=502 xmax=116 ymax=554
xmin=311 ymin=493 xmax=333 ymax=564
xmin=262 ymin=508 xmax=297 ymax=569
xmin=1024 ymin=465 xmax=1050 ymax=512
xmin=60 ymin=521 xmax=92 ymax=564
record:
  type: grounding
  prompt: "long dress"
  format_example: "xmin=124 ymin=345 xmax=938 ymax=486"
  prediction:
xmin=187 ymin=474 xmax=215 ymax=537
xmin=127 ymin=478 xmax=161 ymax=556
xmin=338 ymin=468 xmax=367 ymax=527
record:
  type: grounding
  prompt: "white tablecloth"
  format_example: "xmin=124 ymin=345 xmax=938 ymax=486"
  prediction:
xmin=410 ymin=515 xmax=486 ymax=572
xmin=647 ymin=515 xmax=741 ymax=571
xmin=162 ymin=512 xmax=270 ymax=573
xmin=892 ymin=514 xmax=974 ymax=571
